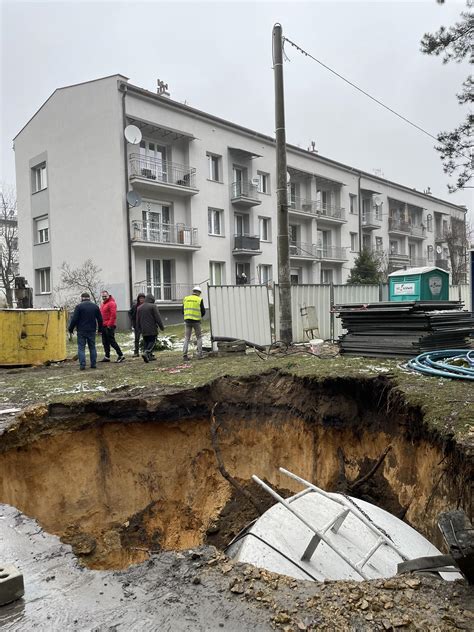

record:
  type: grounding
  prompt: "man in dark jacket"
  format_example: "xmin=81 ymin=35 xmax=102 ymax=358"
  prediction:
xmin=128 ymin=293 xmax=146 ymax=357
xmin=68 ymin=292 xmax=103 ymax=370
xmin=136 ymin=293 xmax=165 ymax=363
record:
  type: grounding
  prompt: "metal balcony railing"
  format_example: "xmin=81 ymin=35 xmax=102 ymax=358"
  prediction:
xmin=289 ymin=242 xmax=317 ymax=257
xmin=409 ymin=257 xmax=427 ymax=267
xmin=129 ymin=154 xmax=196 ymax=188
xmin=388 ymin=218 xmax=411 ymax=233
xmin=361 ymin=212 xmax=382 ymax=227
xmin=435 ymin=258 xmax=449 ymax=271
xmin=133 ymin=282 xmax=194 ymax=302
xmin=231 ymin=181 xmax=259 ymax=200
xmin=409 ymin=225 xmax=426 ymax=238
xmin=289 ymin=197 xmax=346 ymax=220
xmin=315 ymin=246 xmax=348 ymax=260
xmin=131 ymin=221 xmax=199 ymax=246
xmin=233 ymin=234 xmax=261 ymax=251
xmin=435 ymin=230 xmax=448 ymax=242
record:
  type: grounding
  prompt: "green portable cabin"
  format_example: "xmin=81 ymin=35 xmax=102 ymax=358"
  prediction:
xmin=388 ymin=267 xmax=449 ymax=302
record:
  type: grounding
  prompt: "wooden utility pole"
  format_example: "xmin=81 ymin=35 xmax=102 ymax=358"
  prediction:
xmin=273 ymin=23 xmax=292 ymax=344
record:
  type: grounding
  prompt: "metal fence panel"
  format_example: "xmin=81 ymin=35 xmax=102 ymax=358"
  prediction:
xmin=333 ymin=284 xmax=381 ymax=339
xmin=275 ymin=285 xmax=332 ymax=341
xmin=208 ymin=285 xmax=272 ymax=347
xmin=449 ymin=284 xmax=471 ymax=308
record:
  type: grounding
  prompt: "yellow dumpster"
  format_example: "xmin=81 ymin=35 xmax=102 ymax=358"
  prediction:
xmin=0 ymin=309 xmax=67 ymax=366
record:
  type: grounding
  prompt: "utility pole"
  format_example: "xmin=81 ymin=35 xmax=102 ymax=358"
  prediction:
xmin=273 ymin=23 xmax=292 ymax=344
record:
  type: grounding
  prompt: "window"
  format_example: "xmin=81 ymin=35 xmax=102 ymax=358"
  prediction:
xmin=349 ymin=194 xmax=357 ymax=214
xmin=209 ymin=261 xmax=225 ymax=285
xmin=235 ymin=262 xmax=250 ymax=284
xmin=375 ymin=236 xmax=383 ymax=252
xmin=35 ymin=216 xmax=49 ymax=244
xmin=390 ymin=240 xmax=399 ymax=254
xmin=257 ymin=172 xmax=269 ymax=194
xmin=235 ymin=213 xmax=249 ymax=236
xmin=362 ymin=234 xmax=371 ymax=251
xmin=427 ymin=245 xmax=434 ymax=262
xmin=321 ymin=269 xmax=333 ymax=284
xmin=350 ymin=232 xmax=358 ymax=252
xmin=259 ymin=264 xmax=272 ymax=285
xmin=375 ymin=202 xmax=382 ymax=221
xmin=37 ymin=268 xmax=51 ymax=294
xmin=145 ymin=258 xmax=172 ymax=300
xmin=32 ymin=163 xmax=47 ymax=193
xmin=207 ymin=153 xmax=221 ymax=181
xmin=259 ymin=217 xmax=271 ymax=242
xmin=426 ymin=214 xmax=433 ymax=232
xmin=289 ymin=183 xmax=299 ymax=208
xmin=208 ymin=208 xmax=223 ymax=236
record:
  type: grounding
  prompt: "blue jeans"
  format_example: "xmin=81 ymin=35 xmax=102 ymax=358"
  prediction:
xmin=77 ymin=331 xmax=97 ymax=368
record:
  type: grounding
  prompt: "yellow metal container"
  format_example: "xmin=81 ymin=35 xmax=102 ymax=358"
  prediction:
xmin=0 ymin=309 xmax=67 ymax=366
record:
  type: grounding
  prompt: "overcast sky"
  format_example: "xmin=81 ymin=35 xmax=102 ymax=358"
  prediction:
xmin=1 ymin=0 xmax=472 ymax=220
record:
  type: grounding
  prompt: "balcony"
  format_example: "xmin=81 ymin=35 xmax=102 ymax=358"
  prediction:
xmin=289 ymin=242 xmax=317 ymax=259
xmin=409 ymin=257 xmax=427 ymax=267
xmin=133 ymin=282 xmax=193 ymax=303
xmin=233 ymin=234 xmax=261 ymax=256
xmin=315 ymin=246 xmax=348 ymax=261
xmin=435 ymin=231 xmax=448 ymax=243
xmin=129 ymin=154 xmax=198 ymax=197
xmin=131 ymin=221 xmax=200 ymax=250
xmin=388 ymin=252 xmax=410 ymax=270
xmin=388 ymin=218 xmax=411 ymax=234
xmin=288 ymin=198 xmax=346 ymax=222
xmin=409 ymin=225 xmax=427 ymax=239
xmin=230 ymin=181 xmax=261 ymax=207
xmin=361 ymin=212 xmax=382 ymax=230
xmin=435 ymin=258 xmax=449 ymax=271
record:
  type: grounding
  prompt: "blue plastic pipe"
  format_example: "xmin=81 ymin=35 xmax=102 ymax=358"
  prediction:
xmin=407 ymin=349 xmax=474 ymax=381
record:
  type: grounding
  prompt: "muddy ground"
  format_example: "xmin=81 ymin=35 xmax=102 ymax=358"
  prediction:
xmin=0 ymin=349 xmax=473 ymax=630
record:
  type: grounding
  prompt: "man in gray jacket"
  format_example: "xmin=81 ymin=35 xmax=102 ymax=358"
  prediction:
xmin=136 ymin=293 xmax=165 ymax=363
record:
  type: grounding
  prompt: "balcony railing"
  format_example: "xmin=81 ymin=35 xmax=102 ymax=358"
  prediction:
xmin=129 ymin=154 xmax=196 ymax=188
xmin=233 ymin=234 xmax=261 ymax=251
xmin=409 ymin=225 xmax=426 ymax=238
xmin=289 ymin=243 xmax=347 ymax=260
xmin=388 ymin=218 xmax=411 ymax=233
xmin=131 ymin=221 xmax=199 ymax=247
xmin=361 ymin=212 xmax=382 ymax=228
xmin=133 ymin=282 xmax=193 ymax=302
xmin=289 ymin=197 xmax=346 ymax=221
xmin=315 ymin=245 xmax=348 ymax=260
xmin=231 ymin=181 xmax=259 ymax=200
xmin=409 ymin=257 xmax=427 ymax=267
xmin=435 ymin=258 xmax=449 ymax=271
xmin=435 ymin=231 xmax=448 ymax=242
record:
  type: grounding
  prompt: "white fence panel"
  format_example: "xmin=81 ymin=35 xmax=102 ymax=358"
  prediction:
xmin=274 ymin=285 xmax=332 ymax=342
xmin=449 ymin=284 xmax=471 ymax=309
xmin=333 ymin=284 xmax=381 ymax=340
xmin=208 ymin=285 xmax=272 ymax=347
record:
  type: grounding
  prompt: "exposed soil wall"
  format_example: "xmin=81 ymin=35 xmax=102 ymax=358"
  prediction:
xmin=0 ymin=372 xmax=471 ymax=569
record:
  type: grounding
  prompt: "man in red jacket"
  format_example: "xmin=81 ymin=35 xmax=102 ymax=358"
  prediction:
xmin=99 ymin=290 xmax=125 ymax=362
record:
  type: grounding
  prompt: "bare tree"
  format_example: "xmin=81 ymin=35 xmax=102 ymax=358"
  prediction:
xmin=445 ymin=218 xmax=470 ymax=285
xmin=0 ymin=185 xmax=19 ymax=307
xmin=373 ymin=250 xmax=390 ymax=282
xmin=54 ymin=259 xmax=104 ymax=307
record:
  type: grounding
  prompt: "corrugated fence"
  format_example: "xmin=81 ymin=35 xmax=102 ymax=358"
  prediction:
xmin=209 ymin=283 xmax=471 ymax=345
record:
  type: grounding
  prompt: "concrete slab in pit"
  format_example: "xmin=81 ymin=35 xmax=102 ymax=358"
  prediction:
xmin=0 ymin=504 xmax=272 ymax=631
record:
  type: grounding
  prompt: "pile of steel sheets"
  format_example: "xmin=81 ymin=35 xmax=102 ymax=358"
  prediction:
xmin=334 ymin=301 xmax=474 ymax=357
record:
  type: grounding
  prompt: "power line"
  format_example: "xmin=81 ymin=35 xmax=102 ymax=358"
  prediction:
xmin=282 ymin=36 xmax=471 ymax=162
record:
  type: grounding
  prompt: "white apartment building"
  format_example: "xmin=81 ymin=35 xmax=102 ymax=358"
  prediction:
xmin=14 ymin=74 xmax=467 ymax=317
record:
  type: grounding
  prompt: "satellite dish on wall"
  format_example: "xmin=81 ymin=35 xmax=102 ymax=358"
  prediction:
xmin=374 ymin=196 xmax=383 ymax=206
xmin=124 ymin=125 xmax=142 ymax=145
xmin=127 ymin=190 xmax=142 ymax=207
xmin=436 ymin=245 xmax=442 ymax=254
xmin=286 ymin=172 xmax=291 ymax=184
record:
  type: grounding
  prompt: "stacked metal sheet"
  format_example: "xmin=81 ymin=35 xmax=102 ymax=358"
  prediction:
xmin=334 ymin=301 xmax=474 ymax=357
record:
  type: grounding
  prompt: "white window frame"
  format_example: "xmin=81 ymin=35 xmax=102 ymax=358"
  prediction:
xmin=349 ymin=194 xmax=357 ymax=214
xmin=209 ymin=261 xmax=225 ymax=285
xmin=32 ymin=163 xmax=47 ymax=193
xmin=375 ymin=236 xmax=383 ymax=252
xmin=207 ymin=153 xmax=221 ymax=181
xmin=257 ymin=171 xmax=270 ymax=194
xmin=37 ymin=268 xmax=51 ymax=294
xmin=321 ymin=269 xmax=333 ymax=284
xmin=259 ymin=264 xmax=272 ymax=285
xmin=208 ymin=208 xmax=223 ymax=236
xmin=259 ymin=217 xmax=271 ymax=242
xmin=350 ymin=232 xmax=358 ymax=252
xmin=35 ymin=216 xmax=49 ymax=244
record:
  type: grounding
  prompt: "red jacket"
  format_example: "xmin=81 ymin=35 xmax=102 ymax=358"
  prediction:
xmin=100 ymin=295 xmax=117 ymax=327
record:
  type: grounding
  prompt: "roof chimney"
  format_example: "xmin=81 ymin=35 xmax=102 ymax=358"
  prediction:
xmin=308 ymin=140 xmax=318 ymax=154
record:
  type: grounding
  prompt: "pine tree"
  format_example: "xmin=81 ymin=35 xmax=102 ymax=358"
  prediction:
xmin=347 ymin=249 xmax=382 ymax=284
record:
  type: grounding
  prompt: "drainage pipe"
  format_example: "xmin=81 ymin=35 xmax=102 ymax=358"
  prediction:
xmin=407 ymin=349 xmax=474 ymax=381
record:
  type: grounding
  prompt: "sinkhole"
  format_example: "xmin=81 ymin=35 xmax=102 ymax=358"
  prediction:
xmin=0 ymin=372 xmax=471 ymax=571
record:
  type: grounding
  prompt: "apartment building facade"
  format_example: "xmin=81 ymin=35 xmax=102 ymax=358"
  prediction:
xmin=14 ymin=74 xmax=467 ymax=314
